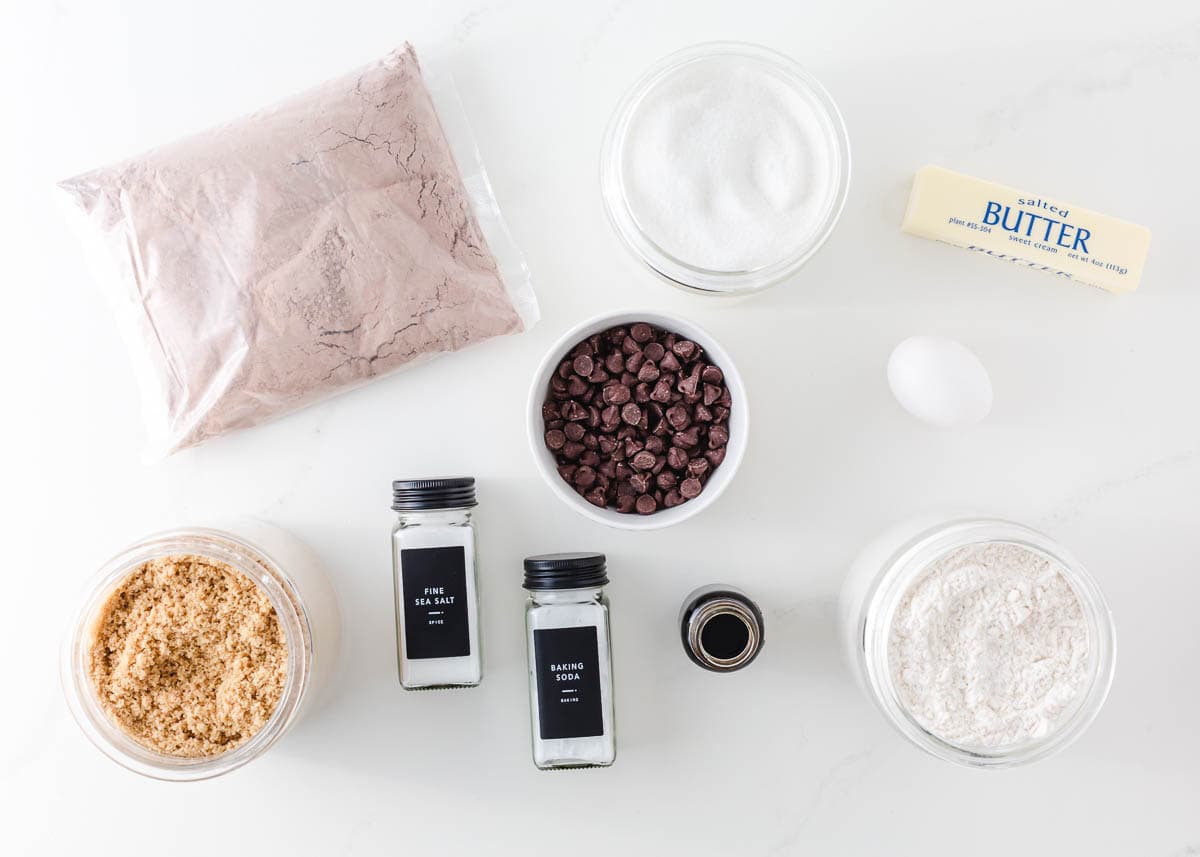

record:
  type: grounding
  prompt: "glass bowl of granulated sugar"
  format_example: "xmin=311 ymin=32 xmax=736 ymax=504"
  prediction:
xmin=841 ymin=517 xmax=1117 ymax=769
xmin=601 ymin=42 xmax=851 ymax=295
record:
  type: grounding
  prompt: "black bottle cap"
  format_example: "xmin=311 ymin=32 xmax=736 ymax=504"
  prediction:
xmin=523 ymin=552 xmax=608 ymax=590
xmin=391 ymin=478 xmax=477 ymax=511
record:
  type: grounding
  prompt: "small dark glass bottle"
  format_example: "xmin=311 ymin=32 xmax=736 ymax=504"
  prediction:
xmin=679 ymin=585 xmax=764 ymax=672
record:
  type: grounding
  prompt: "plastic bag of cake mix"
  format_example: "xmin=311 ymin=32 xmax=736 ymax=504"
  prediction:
xmin=59 ymin=44 xmax=537 ymax=458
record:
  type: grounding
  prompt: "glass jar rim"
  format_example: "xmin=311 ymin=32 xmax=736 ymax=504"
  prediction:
xmin=600 ymin=41 xmax=852 ymax=295
xmin=60 ymin=527 xmax=314 ymax=781
xmin=861 ymin=518 xmax=1117 ymax=769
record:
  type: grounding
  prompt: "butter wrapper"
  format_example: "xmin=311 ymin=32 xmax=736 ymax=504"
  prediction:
xmin=902 ymin=165 xmax=1151 ymax=293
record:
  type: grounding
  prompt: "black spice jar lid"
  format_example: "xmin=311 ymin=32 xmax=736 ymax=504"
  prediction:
xmin=523 ymin=552 xmax=608 ymax=590
xmin=392 ymin=478 xmax=477 ymax=511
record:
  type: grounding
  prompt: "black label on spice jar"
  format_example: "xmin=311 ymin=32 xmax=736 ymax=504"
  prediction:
xmin=533 ymin=626 xmax=603 ymax=740
xmin=401 ymin=546 xmax=470 ymax=659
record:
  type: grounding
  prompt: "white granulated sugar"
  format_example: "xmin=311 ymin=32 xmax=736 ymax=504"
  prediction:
xmin=888 ymin=541 xmax=1091 ymax=749
xmin=620 ymin=56 xmax=833 ymax=272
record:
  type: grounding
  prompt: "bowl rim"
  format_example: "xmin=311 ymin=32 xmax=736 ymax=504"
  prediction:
xmin=526 ymin=309 xmax=749 ymax=531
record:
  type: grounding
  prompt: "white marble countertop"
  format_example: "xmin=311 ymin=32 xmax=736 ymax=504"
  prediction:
xmin=4 ymin=0 xmax=1198 ymax=854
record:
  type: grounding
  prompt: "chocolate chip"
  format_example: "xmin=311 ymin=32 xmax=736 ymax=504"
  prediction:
xmin=637 ymin=360 xmax=660 ymax=383
xmin=626 ymin=351 xmax=644 ymax=374
xmin=545 ymin=429 xmax=566 ymax=450
xmin=564 ymin=422 xmax=585 ymax=442
xmin=703 ymin=384 xmax=722 ymax=406
xmin=542 ymin=402 xmax=560 ymax=421
xmin=679 ymin=477 xmax=703 ymax=499
xmin=656 ymin=471 xmax=677 ymax=490
xmin=630 ymin=472 xmax=651 ymax=493
xmin=584 ymin=487 xmax=607 ymax=507
xmin=562 ymin=441 xmax=585 ymax=460
xmin=672 ymin=339 xmax=698 ymax=361
xmin=573 ymin=354 xmax=594 ymax=377
xmin=705 ymin=448 xmax=726 ymax=467
xmin=630 ymin=450 xmax=656 ymax=471
xmin=701 ymin=365 xmax=723 ymax=384
xmin=630 ymin=322 xmax=653 ymax=343
xmin=708 ymin=425 xmax=729 ymax=448
xmin=673 ymin=425 xmax=700 ymax=449
xmin=621 ymin=403 xmax=642 ymax=425
xmin=603 ymin=382 xmax=631 ymax=405
xmin=562 ymin=401 xmax=588 ymax=421
xmin=677 ymin=365 xmax=701 ymax=396
xmin=567 ymin=375 xmax=588 ymax=397
xmin=644 ymin=435 xmax=665 ymax=454
xmin=616 ymin=494 xmax=637 ymax=513
xmin=575 ymin=466 xmax=597 ymax=488
xmin=663 ymin=489 xmax=684 ymax=508
xmin=650 ymin=378 xmax=673 ymax=403
xmin=605 ymin=352 xmax=625 ymax=374
xmin=667 ymin=446 xmax=689 ymax=469
xmin=665 ymin=404 xmax=690 ymax=430
xmin=660 ymin=351 xmax=681 ymax=372
xmin=635 ymin=494 xmax=657 ymax=514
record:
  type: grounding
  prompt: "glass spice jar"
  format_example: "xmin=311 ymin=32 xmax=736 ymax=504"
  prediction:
xmin=523 ymin=553 xmax=616 ymax=769
xmin=391 ymin=478 xmax=481 ymax=690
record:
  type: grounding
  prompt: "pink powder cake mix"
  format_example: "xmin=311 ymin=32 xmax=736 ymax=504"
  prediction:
xmin=59 ymin=44 xmax=537 ymax=458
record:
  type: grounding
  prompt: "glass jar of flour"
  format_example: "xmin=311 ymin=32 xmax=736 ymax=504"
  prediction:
xmin=391 ymin=478 xmax=481 ymax=690
xmin=839 ymin=516 xmax=1116 ymax=769
xmin=523 ymin=553 xmax=616 ymax=769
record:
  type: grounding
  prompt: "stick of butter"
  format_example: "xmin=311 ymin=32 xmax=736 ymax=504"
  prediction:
xmin=901 ymin=165 xmax=1151 ymax=293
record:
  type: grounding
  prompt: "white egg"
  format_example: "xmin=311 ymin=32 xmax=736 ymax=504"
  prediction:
xmin=887 ymin=336 xmax=993 ymax=428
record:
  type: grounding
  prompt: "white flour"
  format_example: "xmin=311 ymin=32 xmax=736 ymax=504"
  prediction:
xmin=888 ymin=541 xmax=1090 ymax=748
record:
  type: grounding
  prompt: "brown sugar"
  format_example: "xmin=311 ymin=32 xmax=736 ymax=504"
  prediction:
xmin=87 ymin=554 xmax=288 ymax=758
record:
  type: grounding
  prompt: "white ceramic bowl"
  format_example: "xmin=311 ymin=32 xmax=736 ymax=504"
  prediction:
xmin=527 ymin=311 xmax=749 ymax=530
